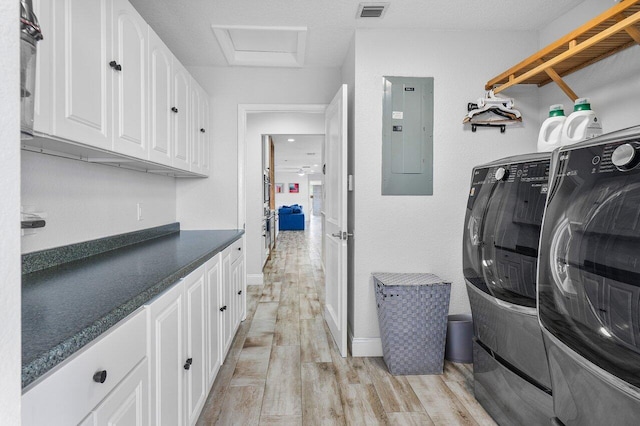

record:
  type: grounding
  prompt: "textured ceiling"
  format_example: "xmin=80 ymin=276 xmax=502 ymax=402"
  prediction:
xmin=129 ymin=0 xmax=585 ymax=68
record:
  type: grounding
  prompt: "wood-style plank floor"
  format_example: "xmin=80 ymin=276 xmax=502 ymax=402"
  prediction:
xmin=197 ymin=216 xmax=496 ymax=426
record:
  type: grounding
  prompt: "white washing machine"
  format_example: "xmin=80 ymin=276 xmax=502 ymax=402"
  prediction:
xmin=538 ymin=126 xmax=640 ymax=425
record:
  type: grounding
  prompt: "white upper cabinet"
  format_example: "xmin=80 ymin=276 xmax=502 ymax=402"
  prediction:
xmin=189 ymin=80 xmax=202 ymax=174
xmin=111 ymin=0 xmax=147 ymax=158
xmin=30 ymin=0 xmax=210 ymax=177
xmin=32 ymin=0 xmax=52 ymax=135
xmin=200 ymin=91 xmax=210 ymax=176
xmin=52 ymin=0 xmax=112 ymax=150
xmin=148 ymin=29 xmax=173 ymax=166
xmin=172 ymin=60 xmax=190 ymax=171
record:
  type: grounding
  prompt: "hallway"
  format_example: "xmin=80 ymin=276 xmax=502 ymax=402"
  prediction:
xmin=197 ymin=218 xmax=495 ymax=425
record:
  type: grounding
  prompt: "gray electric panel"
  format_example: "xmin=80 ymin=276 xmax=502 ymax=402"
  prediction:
xmin=381 ymin=76 xmax=434 ymax=195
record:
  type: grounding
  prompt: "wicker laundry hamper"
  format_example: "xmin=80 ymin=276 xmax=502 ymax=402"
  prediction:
xmin=373 ymin=273 xmax=451 ymax=375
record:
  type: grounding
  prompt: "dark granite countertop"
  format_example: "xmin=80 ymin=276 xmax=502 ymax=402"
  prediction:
xmin=22 ymin=229 xmax=243 ymax=389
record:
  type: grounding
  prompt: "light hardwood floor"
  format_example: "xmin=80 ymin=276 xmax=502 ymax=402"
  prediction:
xmin=197 ymin=217 xmax=496 ymax=426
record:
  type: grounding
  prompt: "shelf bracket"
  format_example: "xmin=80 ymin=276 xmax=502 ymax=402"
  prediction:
xmin=615 ymin=13 xmax=640 ymax=44
xmin=544 ymin=67 xmax=579 ymax=101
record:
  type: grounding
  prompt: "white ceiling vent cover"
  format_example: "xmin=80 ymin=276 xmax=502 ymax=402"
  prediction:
xmin=357 ymin=3 xmax=390 ymax=19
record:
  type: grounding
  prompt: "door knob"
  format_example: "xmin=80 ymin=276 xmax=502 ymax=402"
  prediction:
xmin=93 ymin=370 xmax=107 ymax=383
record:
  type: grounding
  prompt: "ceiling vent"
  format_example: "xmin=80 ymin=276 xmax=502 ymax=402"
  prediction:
xmin=357 ymin=3 xmax=389 ymax=19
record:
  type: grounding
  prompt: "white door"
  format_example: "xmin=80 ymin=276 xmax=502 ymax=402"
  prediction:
xmin=205 ymin=257 xmax=221 ymax=388
xmin=189 ymin=80 xmax=202 ymax=174
xmin=93 ymin=359 xmax=149 ymax=426
xmin=324 ymin=84 xmax=348 ymax=357
xmin=53 ymin=0 xmax=111 ymax=149
xmin=149 ymin=283 xmax=184 ymax=426
xmin=148 ymin=29 xmax=173 ymax=166
xmin=111 ymin=0 xmax=147 ymax=158
xmin=184 ymin=268 xmax=207 ymax=426
xmin=172 ymin=61 xmax=190 ymax=170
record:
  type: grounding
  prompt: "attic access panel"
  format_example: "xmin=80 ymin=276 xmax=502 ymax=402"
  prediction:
xmin=382 ymin=76 xmax=434 ymax=196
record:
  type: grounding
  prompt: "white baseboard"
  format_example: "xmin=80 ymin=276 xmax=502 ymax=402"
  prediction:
xmin=247 ymin=273 xmax=264 ymax=286
xmin=348 ymin=327 xmax=383 ymax=357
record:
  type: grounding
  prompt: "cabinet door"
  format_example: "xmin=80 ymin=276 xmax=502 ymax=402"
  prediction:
xmin=149 ymin=283 xmax=184 ymax=426
xmin=236 ymin=256 xmax=246 ymax=323
xmin=172 ymin=60 xmax=190 ymax=170
xmin=205 ymin=256 xmax=221 ymax=388
xmin=148 ymin=29 xmax=173 ymax=166
xmin=111 ymin=0 xmax=147 ymax=158
xmin=32 ymin=0 xmax=52 ymax=135
xmin=93 ymin=359 xmax=149 ymax=426
xmin=199 ymin=88 xmax=210 ymax=176
xmin=221 ymin=250 xmax=233 ymax=358
xmin=53 ymin=0 xmax=111 ymax=149
xmin=183 ymin=268 xmax=207 ymax=425
xmin=189 ymin=80 xmax=202 ymax=174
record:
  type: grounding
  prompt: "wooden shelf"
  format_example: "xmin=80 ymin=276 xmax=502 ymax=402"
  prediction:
xmin=486 ymin=0 xmax=640 ymax=100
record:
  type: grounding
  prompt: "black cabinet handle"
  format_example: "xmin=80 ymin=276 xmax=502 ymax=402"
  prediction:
xmin=171 ymin=107 xmax=179 ymax=113
xmin=200 ymin=128 xmax=206 ymax=133
xmin=237 ymin=247 xmax=242 ymax=251
xmin=219 ymin=305 xmax=227 ymax=312
xmin=183 ymin=358 xmax=193 ymax=370
xmin=237 ymin=290 xmax=242 ymax=295
xmin=93 ymin=370 xmax=107 ymax=383
xmin=108 ymin=60 xmax=122 ymax=71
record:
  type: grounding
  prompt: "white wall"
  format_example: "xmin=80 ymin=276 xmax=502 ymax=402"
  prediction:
xmin=538 ymin=0 xmax=640 ymax=132
xmin=21 ymin=152 xmax=177 ymax=253
xmin=349 ymin=28 xmax=541 ymax=353
xmin=0 ymin=0 xmax=21 ymax=421
xmin=176 ymin=67 xmax=342 ymax=232
xmin=275 ymin=172 xmax=311 ymax=213
xmin=244 ymin=112 xmax=326 ymax=281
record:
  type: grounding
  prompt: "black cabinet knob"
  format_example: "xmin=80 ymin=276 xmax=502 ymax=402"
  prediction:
xmin=237 ymin=247 xmax=242 ymax=251
xmin=200 ymin=128 xmax=205 ymax=133
xmin=171 ymin=107 xmax=179 ymax=113
xmin=183 ymin=358 xmax=193 ymax=370
xmin=220 ymin=305 xmax=227 ymax=312
xmin=108 ymin=61 xmax=122 ymax=71
xmin=93 ymin=370 xmax=107 ymax=383
xmin=237 ymin=290 xmax=242 ymax=295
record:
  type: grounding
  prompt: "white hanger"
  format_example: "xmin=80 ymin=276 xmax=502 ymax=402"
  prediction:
xmin=466 ymin=90 xmax=521 ymax=120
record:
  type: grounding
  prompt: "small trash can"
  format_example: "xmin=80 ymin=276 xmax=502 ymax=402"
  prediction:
xmin=373 ymin=272 xmax=451 ymax=375
xmin=445 ymin=313 xmax=473 ymax=363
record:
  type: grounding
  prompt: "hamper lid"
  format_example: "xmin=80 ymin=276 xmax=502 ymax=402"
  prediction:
xmin=372 ymin=272 xmax=449 ymax=286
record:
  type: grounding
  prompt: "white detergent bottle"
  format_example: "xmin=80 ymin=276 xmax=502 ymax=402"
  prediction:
xmin=537 ymin=104 xmax=566 ymax=152
xmin=560 ymin=97 xmax=603 ymax=146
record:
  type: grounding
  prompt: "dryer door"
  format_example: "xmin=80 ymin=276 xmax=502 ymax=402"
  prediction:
xmin=463 ymin=159 xmax=549 ymax=308
xmin=539 ymin=140 xmax=640 ymax=387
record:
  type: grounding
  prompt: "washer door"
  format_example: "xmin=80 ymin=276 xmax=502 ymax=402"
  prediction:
xmin=539 ymin=140 xmax=640 ymax=387
xmin=463 ymin=160 xmax=549 ymax=308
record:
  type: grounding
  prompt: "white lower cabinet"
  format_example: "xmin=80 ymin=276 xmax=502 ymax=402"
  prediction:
xmin=80 ymin=359 xmax=150 ymax=426
xmin=205 ymin=254 xmax=222 ymax=388
xmin=21 ymin=239 xmax=244 ymax=426
xmin=148 ymin=264 xmax=207 ymax=426
xmin=22 ymin=308 xmax=148 ymax=426
xmin=220 ymin=237 xmax=246 ymax=360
